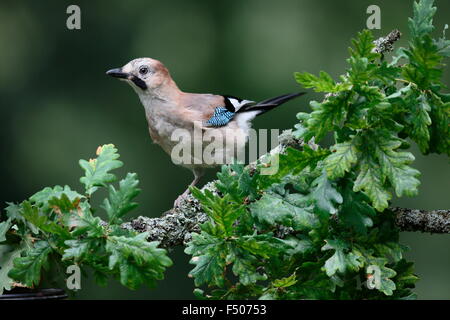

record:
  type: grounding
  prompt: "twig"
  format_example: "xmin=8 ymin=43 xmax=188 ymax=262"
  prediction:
xmin=123 ymin=204 xmax=450 ymax=248
xmin=393 ymin=207 xmax=450 ymax=234
xmin=373 ymin=29 xmax=402 ymax=54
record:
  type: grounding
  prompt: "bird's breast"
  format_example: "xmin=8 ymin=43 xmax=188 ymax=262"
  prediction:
xmin=142 ymin=100 xmax=250 ymax=168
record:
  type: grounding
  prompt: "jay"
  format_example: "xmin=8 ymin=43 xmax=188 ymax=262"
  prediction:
xmin=106 ymin=58 xmax=304 ymax=208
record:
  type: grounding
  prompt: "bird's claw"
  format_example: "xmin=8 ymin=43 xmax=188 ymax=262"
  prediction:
xmin=173 ymin=190 xmax=191 ymax=209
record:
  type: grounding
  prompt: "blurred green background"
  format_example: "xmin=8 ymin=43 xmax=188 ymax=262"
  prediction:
xmin=0 ymin=0 xmax=449 ymax=299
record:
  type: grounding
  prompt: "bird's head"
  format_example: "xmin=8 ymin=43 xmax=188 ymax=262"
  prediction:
xmin=106 ymin=58 xmax=177 ymax=96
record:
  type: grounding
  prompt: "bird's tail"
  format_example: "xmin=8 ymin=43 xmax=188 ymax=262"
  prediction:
xmin=236 ymin=92 xmax=305 ymax=115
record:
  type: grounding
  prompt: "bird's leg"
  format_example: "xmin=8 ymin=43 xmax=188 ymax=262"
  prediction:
xmin=173 ymin=168 xmax=204 ymax=208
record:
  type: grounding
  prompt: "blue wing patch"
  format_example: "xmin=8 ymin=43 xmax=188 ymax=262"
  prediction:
xmin=205 ymin=107 xmax=235 ymax=127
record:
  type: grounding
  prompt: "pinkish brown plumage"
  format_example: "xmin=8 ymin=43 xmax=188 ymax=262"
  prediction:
xmin=107 ymin=57 xmax=304 ymax=208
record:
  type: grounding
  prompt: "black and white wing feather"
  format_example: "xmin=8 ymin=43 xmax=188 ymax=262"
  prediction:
xmin=205 ymin=93 xmax=305 ymax=127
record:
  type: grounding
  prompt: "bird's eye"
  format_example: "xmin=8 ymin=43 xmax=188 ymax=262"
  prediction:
xmin=139 ymin=66 xmax=149 ymax=75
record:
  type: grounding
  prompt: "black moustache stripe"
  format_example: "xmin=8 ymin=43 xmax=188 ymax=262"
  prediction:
xmin=131 ymin=76 xmax=147 ymax=90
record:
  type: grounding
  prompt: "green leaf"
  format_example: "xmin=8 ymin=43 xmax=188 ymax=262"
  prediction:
xmin=215 ymin=165 xmax=243 ymax=203
xmin=227 ymin=246 xmax=267 ymax=285
xmin=284 ymin=235 xmax=315 ymax=256
xmin=47 ymin=193 xmax=81 ymax=216
xmin=90 ymin=262 xmax=111 ymax=287
xmin=348 ymin=57 xmax=376 ymax=83
xmin=4 ymin=203 xmax=39 ymax=235
xmin=297 ymin=93 xmax=350 ymax=142
xmin=309 ymin=170 xmax=343 ymax=215
xmin=406 ymin=95 xmax=432 ymax=153
xmin=5 ymin=203 xmax=23 ymax=221
xmin=79 ymin=144 xmax=123 ymax=196
xmin=69 ymin=205 xmax=105 ymax=238
xmin=393 ymin=259 xmax=419 ymax=291
xmin=102 ymin=172 xmax=140 ymax=224
xmin=353 ymin=130 xmax=420 ymax=211
xmin=191 ymin=188 xmax=244 ymax=238
xmin=434 ymin=24 xmax=450 ymax=57
xmin=296 ymin=278 xmax=337 ymax=299
xmin=250 ymin=193 xmax=319 ymax=231
xmin=106 ymin=233 xmax=172 ymax=289
xmin=349 ymin=29 xmax=379 ymax=61
xmin=236 ymin=234 xmax=286 ymax=259
xmin=237 ymin=169 xmax=260 ymax=201
xmin=19 ymin=201 xmax=70 ymax=238
xmin=0 ymin=244 xmax=25 ymax=294
xmin=428 ymin=93 xmax=450 ymax=156
xmin=386 ymin=83 xmax=414 ymax=100
xmin=324 ymin=140 xmax=359 ymax=180
xmin=185 ymin=232 xmax=227 ymax=287
xmin=107 ymin=233 xmax=172 ymax=268
xmin=274 ymin=146 xmax=330 ymax=181
xmin=185 ymin=232 xmax=224 ymax=257
xmin=0 ymin=219 xmax=12 ymax=242
xmin=322 ymin=239 xmax=363 ymax=277
xmin=339 ymin=182 xmax=375 ymax=234
xmin=215 ymin=164 xmax=259 ymax=202
xmin=295 ymin=71 xmax=349 ymax=93
xmin=374 ymin=61 xmax=401 ymax=84
xmin=374 ymin=133 xmax=421 ymax=198
xmin=356 ymin=85 xmax=386 ymax=103
xmin=62 ymin=239 xmax=91 ymax=262
xmin=391 ymin=47 xmax=409 ymax=66
xmin=118 ymin=262 xmax=161 ymax=289
xmin=346 ymin=30 xmax=380 ymax=83
xmin=20 ymin=201 xmax=47 ymax=228
xmin=188 ymin=247 xmax=226 ymax=288
xmin=374 ymin=242 xmax=405 ymax=264
xmin=354 ymin=156 xmax=391 ymax=212
xmin=295 ymin=262 xmax=339 ymax=299
xmin=408 ymin=0 xmax=436 ymax=39
xmin=8 ymin=241 xmax=52 ymax=287
xmin=403 ymin=35 xmax=443 ymax=89
xmin=30 ymin=185 xmax=83 ymax=212
xmin=365 ymin=257 xmax=397 ymax=296
xmin=272 ymin=272 xmax=298 ymax=288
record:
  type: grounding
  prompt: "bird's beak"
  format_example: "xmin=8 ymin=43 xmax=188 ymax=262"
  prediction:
xmin=106 ymin=68 xmax=129 ymax=79
xmin=106 ymin=67 xmax=148 ymax=90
